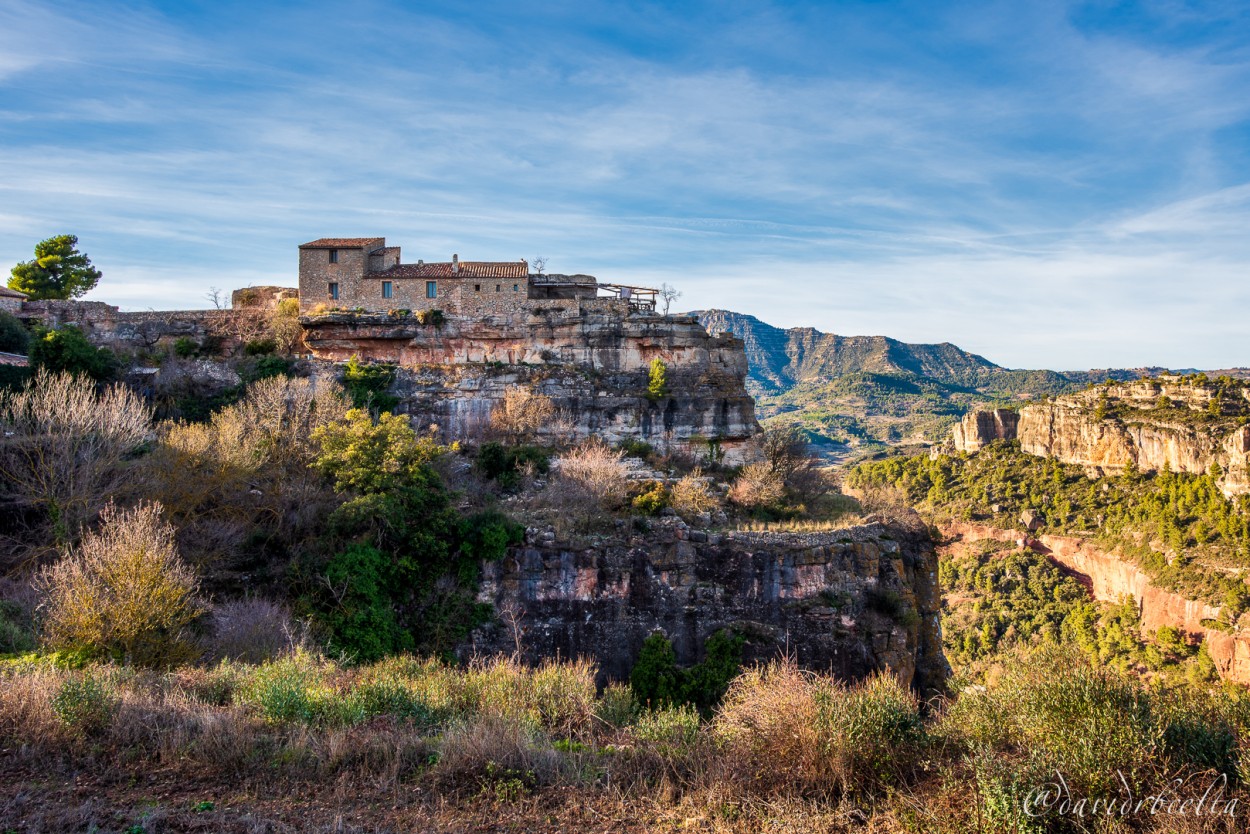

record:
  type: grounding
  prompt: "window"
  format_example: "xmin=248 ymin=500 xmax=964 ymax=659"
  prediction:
xmin=496 ymin=284 xmax=501 ymax=292
xmin=328 ymin=250 xmax=338 ymax=264
xmin=382 ymin=281 xmax=393 ymax=299
xmin=474 ymin=284 xmax=481 ymax=292
xmin=329 ymin=282 xmax=339 ymax=300
xmin=426 ymin=281 xmax=437 ymax=299
xmin=512 ymin=284 xmax=519 ymax=291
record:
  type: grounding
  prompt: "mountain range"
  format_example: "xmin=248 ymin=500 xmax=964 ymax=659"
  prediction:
xmin=692 ymin=309 xmax=1222 ymax=460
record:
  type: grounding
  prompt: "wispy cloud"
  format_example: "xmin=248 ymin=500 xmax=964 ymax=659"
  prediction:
xmin=0 ymin=0 xmax=1248 ymax=369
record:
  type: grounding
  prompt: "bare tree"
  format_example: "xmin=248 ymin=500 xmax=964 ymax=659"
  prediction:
xmin=490 ymin=387 xmax=556 ymax=444
xmin=659 ymin=283 xmax=682 ymax=316
xmin=531 ymin=256 xmax=548 ymax=275
xmin=205 ymin=287 xmax=228 ymax=310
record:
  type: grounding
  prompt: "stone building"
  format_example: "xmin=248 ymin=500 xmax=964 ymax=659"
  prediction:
xmin=0 ymin=286 xmax=27 ymax=313
xmin=297 ymin=237 xmax=655 ymax=315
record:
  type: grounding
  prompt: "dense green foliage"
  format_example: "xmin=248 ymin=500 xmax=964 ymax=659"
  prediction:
xmin=851 ymin=442 xmax=1250 ymax=613
xmin=630 ymin=629 xmax=746 ymax=714
xmin=308 ymin=408 xmax=505 ymax=660
xmin=941 ymin=540 xmax=1218 ymax=684
xmin=7 ymin=234 xmax=102 ymax=300
xmin=28 ymin=325 xmax=117 ymax=380
xmin=0 ymin=310 xmax=30 ymax=354
xmin=475 ymin=441 xmax=550 ymax=489
xmin=342 ymin=355 xmax=399 ymax=411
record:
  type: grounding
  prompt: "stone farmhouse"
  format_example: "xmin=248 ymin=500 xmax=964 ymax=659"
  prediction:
xmin=298 ymin=237 xmax=658 ymax=316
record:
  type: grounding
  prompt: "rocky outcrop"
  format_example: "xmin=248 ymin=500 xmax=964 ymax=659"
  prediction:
xmin=304 ymin=309 xmax=761 ymax=463
xmin=951 ymin=409 xmax=1019 ymax=452
xmin=953 ymin=380 xmax=1250 ymax=495
xmin=943 ymin=522 xmax=1250 ymax=684
xmin=467 ymin=521 xmax=948 ymax=696
xmin=18 ymin=300 xmax=266 ymax=354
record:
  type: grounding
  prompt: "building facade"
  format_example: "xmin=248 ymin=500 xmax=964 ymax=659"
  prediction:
xmin=297 ymin=237 xmax=654 ymax=315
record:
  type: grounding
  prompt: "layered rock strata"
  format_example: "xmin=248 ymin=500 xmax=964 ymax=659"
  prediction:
xmin=466 ymin=521 xmax=949 ymax=696
xmin=304 ymin=309 xmax=761 ymax=463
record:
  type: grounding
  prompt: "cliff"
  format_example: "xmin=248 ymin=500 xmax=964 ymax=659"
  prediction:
xmin=953 ymin=379 xmax=1250 ymax=495
xmin=467 ymin=520 xmax=949 ymax=696
xmin=942 ymin=522 xmax=1250 ymax=684
xmin=951 ymin=409 xmax=1019 ymax=453
xmin=303 ymin=308 xmax=760 ymax=463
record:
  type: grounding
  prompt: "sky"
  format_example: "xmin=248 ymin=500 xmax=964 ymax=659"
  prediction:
xmin=1 ymin=0 xmax=1248 ymax=370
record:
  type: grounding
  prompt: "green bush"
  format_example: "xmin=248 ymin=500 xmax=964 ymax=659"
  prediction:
xmin=243 ymin=354 xmax=294 ymax=383
xmin=235 ymin=654 xmax=326 ymax=723
xmin=173 ymin=336 xmax=199 ymax=358
xmin=415 ymin=309 xmax=445 ymax=326
xmin=459 ymin=510 xmax=525 ymax=561
xmin=475 ymin=442 xmax=550 ymax=489
xmin=243 ymin=337 xmax=277 ymax=356
xmin=617 ymin=439 xmax=654 ymax=459
xmin=51 ymin=673 xmax=118 ymax=734
xmin=0 ymin=310 xmax=30 ymax=354
xmin=342 ymin=355 xmax=399 ymax=411
xmin=630 ymin=629 xmax=744 ymax=714
xmin=28 ymin=325 xmax=116 ymax=380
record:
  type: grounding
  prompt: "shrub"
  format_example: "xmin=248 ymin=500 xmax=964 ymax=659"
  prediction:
xmin=459 ymin=510 xmax=525 ymax=561
xmin=631 ymin=481 xmax=670 ymax=516
xmin=555 ymin=440 xmax=628 ymax=507
xmin=0 ymin=309 xmax=30 ymax=354
xmin=715 ymin=660 xmax=924 ymax=799
xmin=243 ymin=336 xmax=277 ymax=356
xmin=173 ymin=336 xmax=199 ymax=357
xmin=629 ymin=630 xmax=744 ymax=714
xmin=490 ymin=388 xmax=555 ymax=444
xmin=234 ymin=652 xmax=329 ymax=723
xmin=669 ymin=469 xmax=719 ymax=519
xmin=728 ymin=462 xmax=785 ymax=511
xmin=0 ymin=599 xmax=37 ymax=654
xmin=36 ymin=501 xmax=203 ymax=667
xmin=341 ymin=355 xmax=399 ymax=412
xmin=50 ymin=673 xmax=118 ymax=735
xmin=595 ymin=682 xmax=640 ymax=728
xmin=416 ymin=309 xmax=445 ymax=327
xmin=476 ymin=442 xmax=550 ymax=489
xmin=617 ymin=439 xmax=654 ymax=459
xmin=201 ymin=598 xmax=304 ymax=664
xmin=28 ymin=325 xmax=116 ymax=380
xmin=243 ymin=354 xmax=294 ymax=382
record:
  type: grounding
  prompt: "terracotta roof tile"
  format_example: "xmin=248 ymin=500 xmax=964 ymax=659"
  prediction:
xmin=374 ymin=261 xmax=529 ymax=280
xmin=0 ymin=286 xmax=27 ymax=299
xmin=300 ymin=238 xmax=385 ymax=250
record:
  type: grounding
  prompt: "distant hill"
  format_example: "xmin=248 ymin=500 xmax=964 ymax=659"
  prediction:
xmin=692 ymin=309 xmax=1195 ymax=462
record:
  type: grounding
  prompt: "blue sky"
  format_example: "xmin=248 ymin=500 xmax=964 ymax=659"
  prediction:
xmin=1 ymin=0 xmax=1248 ymax=370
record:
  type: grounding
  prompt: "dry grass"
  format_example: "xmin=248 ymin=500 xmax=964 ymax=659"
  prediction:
xmin=1 ymin=649 xmax=1248 ymax=831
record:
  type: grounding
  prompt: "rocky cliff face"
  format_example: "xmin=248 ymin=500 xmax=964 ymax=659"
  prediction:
xmin=304 ymin=309 xmax=761 ymax=463
xmin=466 ymin=520 xmax=948 ymax=696
xmin=951 ymin=409 xmax=1020 ymax=453
xmin=943 ymin=522 xmax=1250 ymax=684
xmin=953 ymin=380 xmax=1250 ymax=495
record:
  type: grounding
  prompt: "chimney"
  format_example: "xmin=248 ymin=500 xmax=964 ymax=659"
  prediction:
xmin=418 ymin=259 xmax=423 ymax=265
xmin=452 ymin=253 xmax=459 ymax=274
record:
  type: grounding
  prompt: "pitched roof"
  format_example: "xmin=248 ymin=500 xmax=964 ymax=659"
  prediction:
xmin=300 ymin=238 xmax=385 ymax=250
xmin=0 ymin=286 xmax=28 ymax=299
xmin=374 ymin=261 xmax=529 ymax=280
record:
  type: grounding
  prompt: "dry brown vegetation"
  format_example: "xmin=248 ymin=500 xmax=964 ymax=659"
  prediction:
xmin=1 ymin=649 xmax=1247 ymax=833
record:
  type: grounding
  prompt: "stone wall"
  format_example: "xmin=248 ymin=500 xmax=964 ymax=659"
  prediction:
xmin=19 ymin=300 xmax=266 ymax=354
xmin=467 ymin=520 xmax=948 ymax=695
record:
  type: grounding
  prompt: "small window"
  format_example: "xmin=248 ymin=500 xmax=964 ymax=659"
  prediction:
xmin=328 ymin=282 xmax=339 ymax=300
xmin=328 ymin=250 xmax=338 ymax=264
xmin=474 ymin=284 xmax=481 ymax=292
xmin=382 ymin=281 xmax=393 ymax=299
xmin=496 ymin=284 xmax=501 ymax=292
xmin=426 ymin=281 xmax=437 ymax=299
xmin=512 ymin=284 xmax=519 ymax=291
